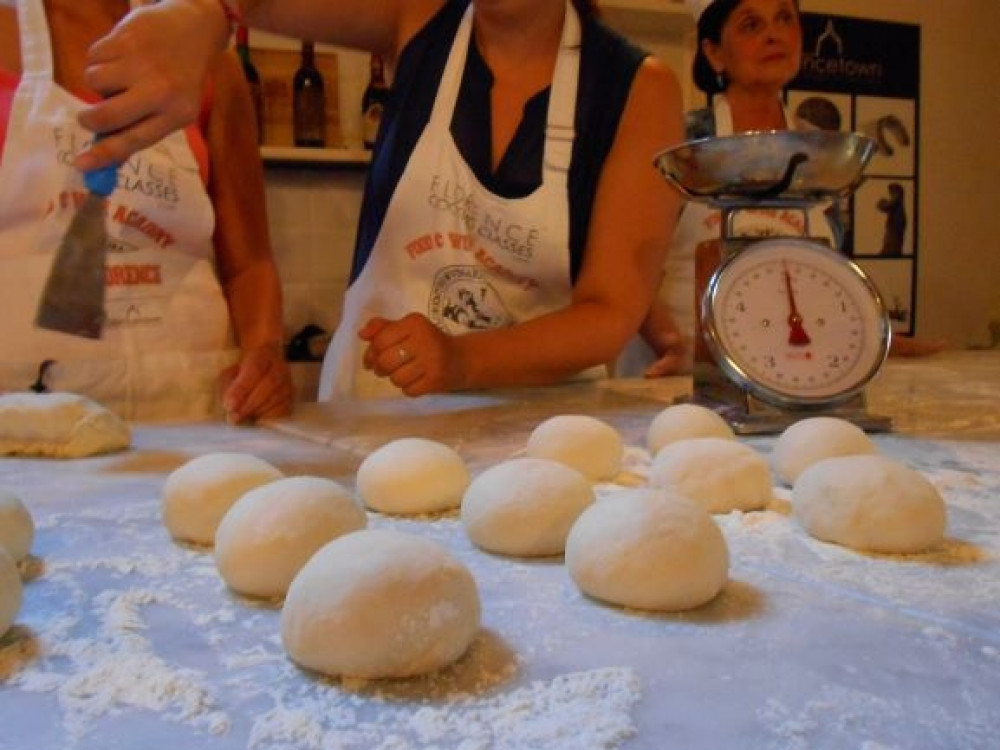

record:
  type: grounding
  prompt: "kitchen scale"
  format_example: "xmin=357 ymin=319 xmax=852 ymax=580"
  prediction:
xmin=654 ymin=130 xmax=892 ymax=434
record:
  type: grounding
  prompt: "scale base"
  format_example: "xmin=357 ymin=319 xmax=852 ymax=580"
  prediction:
xmin=694 ymin=371 xmax=892 ymax=435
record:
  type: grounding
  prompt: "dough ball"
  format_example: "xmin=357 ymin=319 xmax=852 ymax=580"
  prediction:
xmin=0 ymin=489 xmax=35 ymax=562
xmin=281 ymin=529 xmax=480 ymax=679
xmin=793 ymin=455 xmax=947 ymax=554
xmin=0 ymin=392 xmax=130 ymax=458
xmin=526 ymin=415 xmax=623 ymax=481
xmin=162 ymin=452 xmax=284 ymax=546
xmin=647 ymin=403 xmax=735 ymax=455
xmin=461 ymin=458 xmax=594 ymax=557
xmin=648 ymin=437 xmax=772 ymax=513
xmin=356 ymin=438 xmax=470 ymax=514
xmin=0 ymin=547 xmax=22 ymax=637
xmin=215 ymin=477 xmax=367 ymax=598
xmin=566 ymin=488 xmax=728 ymax=611
xmin=772 ymin=416 xmax=878 ymax=485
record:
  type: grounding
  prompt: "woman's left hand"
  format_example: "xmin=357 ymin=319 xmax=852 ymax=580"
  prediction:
xmin=359 ymin=313 xmax=460 ymax=397
xmin=220 ymin=343 xmax=294 ymax=423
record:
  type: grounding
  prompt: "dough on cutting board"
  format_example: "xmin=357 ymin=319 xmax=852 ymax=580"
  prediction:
xmin=355 ymin=438 xmax=470 ymax=514
xmin=772 ymin=416 xmax=878 ymax=485
xmin=0 ymin=547 xmax=22 ymax=637
xmin=566 ymin=488 xmax=728 ymax=611
xmin=461 ymin=457 xmax=594 ymax=557
xmin=281 ymin=529 xmax=481 ymax=679
xmin=646 ymin=403 xmax=735 ymax=456
xmin=0 ymin=392 xmax=130 ymax=458
xmin=0 ymin=489 xmax=34 ymax=562
xmin=525 ymin=414 xmax=624 ymax=481
xmin=215 ymin=476 xmax=367 ymax=598
xmin=793 ymin=454 xmax=947 ymax=554
xmin=648 ymin=437 xmax=772 ymax=513
xmin=162 ymin=452 xmax=284 ymax=546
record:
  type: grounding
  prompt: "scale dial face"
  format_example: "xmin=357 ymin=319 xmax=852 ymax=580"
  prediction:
xmin=703 ymin=237 xmax=891 ymax=408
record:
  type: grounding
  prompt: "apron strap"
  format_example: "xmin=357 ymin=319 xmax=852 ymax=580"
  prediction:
xmin=16 ymin=0 xmax=54 ymax=82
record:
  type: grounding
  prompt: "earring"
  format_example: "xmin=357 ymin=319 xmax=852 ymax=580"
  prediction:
xmin=716 ymin=71 xmax=726 ymax=90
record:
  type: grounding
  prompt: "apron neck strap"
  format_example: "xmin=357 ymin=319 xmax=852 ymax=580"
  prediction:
xmin=17 ymin=0 xmax=54 ymax=81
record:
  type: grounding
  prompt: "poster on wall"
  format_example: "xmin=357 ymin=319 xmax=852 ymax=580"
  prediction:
xmin=787 ymin=13 xmax=921 ymax=335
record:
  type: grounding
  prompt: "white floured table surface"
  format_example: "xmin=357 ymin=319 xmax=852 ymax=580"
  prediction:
xmin=1 ymin=351 xmax=999 ymax=749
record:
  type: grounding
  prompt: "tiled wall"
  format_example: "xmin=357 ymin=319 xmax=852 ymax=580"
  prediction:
xmin=263 ymin=167 xmax=366 ymax=343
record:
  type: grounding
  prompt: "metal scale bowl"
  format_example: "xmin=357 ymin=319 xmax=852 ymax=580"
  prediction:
xmin=654 ymin=130 xmax=892 ymax=434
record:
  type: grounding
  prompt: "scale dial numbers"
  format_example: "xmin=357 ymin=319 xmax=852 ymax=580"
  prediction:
xmin=703 ymin=238 xmax=891 ymax=407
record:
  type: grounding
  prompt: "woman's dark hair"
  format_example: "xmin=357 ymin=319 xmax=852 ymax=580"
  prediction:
xmin=691 ymin=0 xmax=800 ymax=95
xmin=571 ymin=0 xmax=599 ymax=18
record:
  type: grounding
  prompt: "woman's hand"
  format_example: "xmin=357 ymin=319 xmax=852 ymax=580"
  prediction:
xmin=220 ymin=343 xmax=294 ymax=423
xmin=359 ymin=313 xmax=462 ymax=397
xmin=76 ymin=0 xmax=231 ymax=170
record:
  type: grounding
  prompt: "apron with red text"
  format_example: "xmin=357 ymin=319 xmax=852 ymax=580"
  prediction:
xmin=0 ymin=0 xmax=237 ymax=420
xmin=320 ymin=1 xmax=595 ymax=399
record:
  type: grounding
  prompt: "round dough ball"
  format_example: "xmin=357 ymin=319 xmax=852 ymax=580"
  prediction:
xmin=281 ymin=529 xmax=480 ymax=678
xmin=647 ymin=403 xmax=735 ymax=456
xmin=461 ymin=458 xmax=594 ymax=556
xmin=0 ymin=546 xmax=22 ymax=637
xmin=162 ymin=452 xmax=284 ymax=546
xmin=526 ymin=415 xmax=623 ymax=481
xmin=356 ymin=438 xmax=470 ymax=514
xmin=215 ymin=477 xmax=367 ymax=598
xmin=648 ymin=437 xmax=772 ymax=513
xmin=772 ymin=417 xmax=878 ymax=485
xmin=0 ymin=489 xmax=35 ymax=562
xmin=793 ymin=455 xmax=947 ymax=554
xmin=566 ymin=488 xmax=728 ymax=611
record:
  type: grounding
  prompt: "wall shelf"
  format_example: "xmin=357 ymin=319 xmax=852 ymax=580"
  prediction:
xmin=260 ymin=145 xmax=371 ymax=168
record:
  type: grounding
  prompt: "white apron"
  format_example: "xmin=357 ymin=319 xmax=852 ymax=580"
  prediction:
xmin=616 ymin=95 xmax=837 ymax=375
xmin=320 ymin=1 xmax=592 ymax=399
xmin=0 ymin=0 xmax=237 ymax=421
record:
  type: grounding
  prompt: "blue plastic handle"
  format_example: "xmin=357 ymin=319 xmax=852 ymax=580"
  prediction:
xmin=82 ymin=133 xmax=120 ymax=197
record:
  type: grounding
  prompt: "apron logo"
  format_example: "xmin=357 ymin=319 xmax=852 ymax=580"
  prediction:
xmin=429 ymin=265 xmax=512 ymax=334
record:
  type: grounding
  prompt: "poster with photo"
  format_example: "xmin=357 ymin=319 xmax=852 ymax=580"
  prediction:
xmin=788 ymin=13 xmax=920 ymax=334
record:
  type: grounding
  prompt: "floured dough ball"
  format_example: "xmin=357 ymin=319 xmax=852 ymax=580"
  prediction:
xmin=649 ymin=437 xmax=772 ymax=513
xmin=356 ymin=438 xmax=469 ymax=514
xmin=0 ymin=489 xmax=35 ymax=562
xmin=281 ymin=529 xmax=480 ymax=678
xmin=0 ymin=547 xmax=22 ymax=637
xmin=162 ymin=452 xmax=284 ymax=546
xmin=215 ymin=477 xmax=367 ymax=598
xmin=461 ymin=458 xmax=594 ymax=556
xmin=793 ymin=455 xmax=947 ymax=554
xmin=526 ymin=415 xmax=623 ymax=481
xmin=566 ymin=488 xmax=728 ymax=611
xmin=0 ymin=392 xmax=130 ymax=458
xmin=772 ymin=416 xmax=878 ymax=485
xmin=647 ymin=403 xmax=734 ymax=456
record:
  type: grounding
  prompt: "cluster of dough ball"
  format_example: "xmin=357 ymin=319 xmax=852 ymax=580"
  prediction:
xmin=161 ymin=448 xmax=481 ymax=680
xmin=0 ymin=489 xmax=34 ymax=637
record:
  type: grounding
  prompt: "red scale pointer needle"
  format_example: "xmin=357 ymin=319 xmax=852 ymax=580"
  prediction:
xmin=783 ymin=262 xmax=812 ymax=346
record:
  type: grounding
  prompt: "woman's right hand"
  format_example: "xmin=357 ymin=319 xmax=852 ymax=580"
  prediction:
xmin=76 ymin=0 xmax=231 ymax=170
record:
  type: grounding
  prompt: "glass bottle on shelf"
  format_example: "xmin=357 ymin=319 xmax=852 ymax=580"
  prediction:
xmin=235 ymin=25 xmax=265 ymax=144
xmin=361 ymin=54 xmax=389 ymax=150
xmin=293 ymin=41 xmax=326 ymax=148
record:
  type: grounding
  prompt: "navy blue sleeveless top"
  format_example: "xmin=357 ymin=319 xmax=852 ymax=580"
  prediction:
xmin=351 ymin=0 xmax=647 ymax=284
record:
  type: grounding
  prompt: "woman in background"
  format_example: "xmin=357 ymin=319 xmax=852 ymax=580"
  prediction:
xmin=0 ymin=0 xmax=293 ymax=421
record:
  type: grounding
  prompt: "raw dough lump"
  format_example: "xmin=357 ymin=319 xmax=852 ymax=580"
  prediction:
xmin=648 ymin=437 xmax=772 ymax=513
xmin=566 ymin=488 xmax=728 ymax=611
xmin=647 ymin=403 xmax=735 ymax=456
xmin=356 ymin=438 xmax=470 ymax=514
xmin=526 ymin=415 xmax=623 ymax=481
xmin=772 ymin=416 xmax=878 ymax=485
xmin=461 ymin=457 xmax=594 ymax=556
xmin=281 ymin=529 xmax=481 ymax=678
xmin=793 ymin=454 xmax=947 ymax=554
xmin=215 ymin=476 xmax=367 ymax=598
xmin=0 ymin=547 xmax=22 ymax=637
xmin=0 ymin=489 xmax=35 ymax=562
xmin=0 ymin=392 xmax=130 ymax=458
xmin=162 ymin=452 xmax=284 ymax=546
